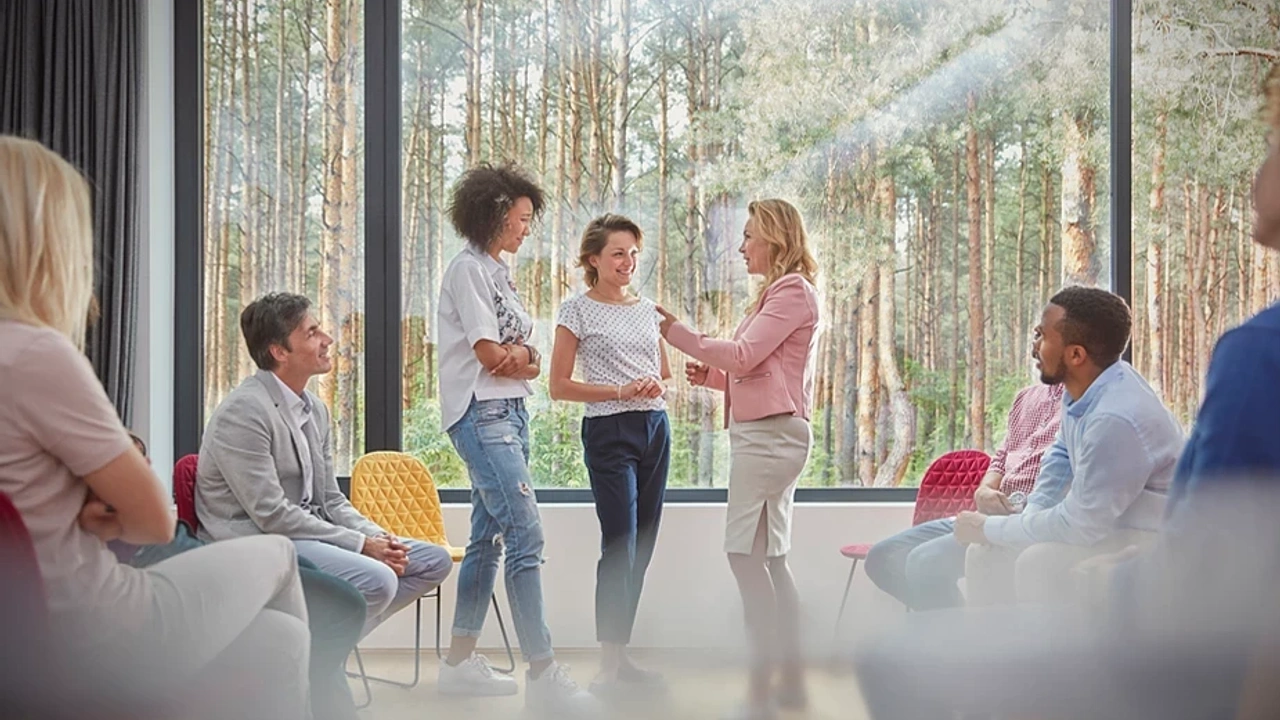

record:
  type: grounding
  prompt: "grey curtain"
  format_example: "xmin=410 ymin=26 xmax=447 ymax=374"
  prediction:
xmin=0 ymin=0 xmax=141 ymax=423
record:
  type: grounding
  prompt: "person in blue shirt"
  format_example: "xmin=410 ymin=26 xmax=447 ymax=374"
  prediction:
xmin=954 ymin=286 xmax=1184 ymax=605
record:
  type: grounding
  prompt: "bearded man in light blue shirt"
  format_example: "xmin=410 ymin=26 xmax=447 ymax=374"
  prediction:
xmin=954 ymin=286 xmax=1185 ymax=604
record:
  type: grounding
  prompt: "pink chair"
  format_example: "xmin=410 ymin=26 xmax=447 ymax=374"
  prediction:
xmin=833 ymin=449 xmax=991 ymax=632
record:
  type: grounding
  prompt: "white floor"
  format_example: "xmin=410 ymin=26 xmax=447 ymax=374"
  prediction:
xmin=346 ymin=649 xmax=869 ymax=720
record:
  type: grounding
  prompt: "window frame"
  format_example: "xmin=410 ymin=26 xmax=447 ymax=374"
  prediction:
xmin=173 ymin=0 xmax=1134 ymax=503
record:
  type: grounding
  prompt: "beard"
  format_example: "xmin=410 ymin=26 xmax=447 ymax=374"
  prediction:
xmin=1038 ymin=362 xmax=1066 ymax=386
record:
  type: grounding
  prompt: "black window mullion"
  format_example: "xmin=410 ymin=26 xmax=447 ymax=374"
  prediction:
xmin=174 ymin=0 xmax=204 ymax=460
xmin=1111 ymin=0 xmax=1134 ymax=348
xmin=363 ymin=0 xmax=403 ymax=451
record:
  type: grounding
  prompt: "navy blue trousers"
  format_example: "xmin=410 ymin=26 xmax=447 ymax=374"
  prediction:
xmin=582 ymin=410 xmax=670 ymax=644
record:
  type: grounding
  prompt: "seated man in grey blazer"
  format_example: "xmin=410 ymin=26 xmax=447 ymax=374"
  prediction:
xmin=196 ymin=292 xmax=452 ymax=636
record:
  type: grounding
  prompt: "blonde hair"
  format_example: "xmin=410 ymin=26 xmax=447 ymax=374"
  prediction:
xmin=577 ymin=214 xmax=643 ymax=288
xmin=0 ymin=136 xmax=96 ymax=349
xmin=748 ymin=198 xmax=818 ymax=309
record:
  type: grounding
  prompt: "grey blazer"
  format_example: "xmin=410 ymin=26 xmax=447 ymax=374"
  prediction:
xmin=195 ymin=369 xmax=384 ymax=552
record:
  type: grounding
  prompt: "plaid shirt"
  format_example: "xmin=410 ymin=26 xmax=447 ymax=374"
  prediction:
xmin=990 ymin=383 xmax=1065 ymax=497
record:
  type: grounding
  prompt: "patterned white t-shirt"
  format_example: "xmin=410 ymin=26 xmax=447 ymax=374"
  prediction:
xmin=556 ymin=294 xmax=667 ymax=418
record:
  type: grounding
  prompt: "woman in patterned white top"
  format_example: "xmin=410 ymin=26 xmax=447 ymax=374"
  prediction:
xmin=435 ymin=164 xmax=598 ymax=716
xmin=549 ymin=214 xmax=672 ymax=695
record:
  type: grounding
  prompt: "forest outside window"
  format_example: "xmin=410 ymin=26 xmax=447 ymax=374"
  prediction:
xmin=201 ymin=0 xmax=367 ymax=475
xmin=397 ymin=0 xmax=1112 ymax=489
xmin=193 ymin=0 xmax=1278 ymax=490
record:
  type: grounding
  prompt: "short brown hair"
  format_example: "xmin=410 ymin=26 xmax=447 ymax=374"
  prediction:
xmin=576 ymin=214 xmax=644 ymax=287
xmin=240 ymin=293 xmax=312 ymax=370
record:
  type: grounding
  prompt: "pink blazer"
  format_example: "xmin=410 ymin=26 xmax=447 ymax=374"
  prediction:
xmin=666 ymin=273 xmax=819 ymax=426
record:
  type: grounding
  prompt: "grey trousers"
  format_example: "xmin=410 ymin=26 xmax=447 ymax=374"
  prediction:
xmin=294 ymin=537 xmax=453 ymax=636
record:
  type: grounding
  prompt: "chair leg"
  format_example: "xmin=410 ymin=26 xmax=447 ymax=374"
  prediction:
xmin=491 ymin=593 xmax=517 ymax=674
xmin=350 ymin=647 xmax=373 ymax=709
xmin=355 ymin=595 xmax=428 ymax=689
xmin=435 ymin=588 xmax=444 ymax=660
xmin=833 ymin=559 xmax=859 ymax=638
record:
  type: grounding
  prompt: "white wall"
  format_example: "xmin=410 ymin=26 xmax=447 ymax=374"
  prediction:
xmin=132 ymin=0 xmax=176 ymax=480
xmin=361 ymin=502 xmax=912 ymax=652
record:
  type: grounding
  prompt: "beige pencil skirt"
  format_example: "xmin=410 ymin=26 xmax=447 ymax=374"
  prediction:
xmin=724 ymin=413 xmax=813 ymax=557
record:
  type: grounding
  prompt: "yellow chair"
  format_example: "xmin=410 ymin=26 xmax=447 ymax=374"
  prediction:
xmin=348 ymin=451 xmax=515 ymax=697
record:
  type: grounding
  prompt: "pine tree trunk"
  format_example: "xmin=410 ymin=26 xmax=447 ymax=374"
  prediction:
xmin=552 ymin=0 xmax=570 ymax=309
xmin=1147 ymin=110 xmax=1167 ymax=399
xmin=949 ymin=145 xmax=962 ymax=449
xmin=983 ymin=131 xmax=997 ymax=377
xmin=464 ymin=0 xmax=484 ymax=165
xmin=1015 ymin=136 xmax=1028 ymax=364
xmin=656 ymin=41 xmax=669 ymax=306
xmin=1039 ymin=164 xmax=1052 ymax=303
xmin=610 ymin=0 xmax=629 ymax=210
xmin=874 ymin=173 xmax=916 ymax=487
xmin=966 ymin=96 xmax=986 ymax=450
xmin=1061 ymin=110 xmax=1099 ymax=286
xmin=856 ymin=273 xmax=879 ymax=484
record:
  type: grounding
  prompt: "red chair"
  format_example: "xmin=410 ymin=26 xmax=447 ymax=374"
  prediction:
xmin=833 ymin=449 xmax=991 ymax=632
xmin=0 ymin=492 xmax=55 ymax=715
xmin=172 ymin=453 xmax=200 ymax=534
xmin=0 ymin=492 xmax=140 ymax=718
xmin=0 ymin=491 xmax=49 ymax=636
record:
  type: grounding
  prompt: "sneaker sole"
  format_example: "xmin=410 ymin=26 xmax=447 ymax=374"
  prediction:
xmin=438 ymin=682 xmax=520 ymax=697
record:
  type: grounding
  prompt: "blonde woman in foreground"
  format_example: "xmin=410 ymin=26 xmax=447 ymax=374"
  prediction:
xmin=657 ymin=199 xmax=820 ymax=720
xmin=0 ymin=136 xmax=310 ymax=719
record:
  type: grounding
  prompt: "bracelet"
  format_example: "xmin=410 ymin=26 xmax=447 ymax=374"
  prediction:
xmin=616 ymin=384 xmax=622 ymax=401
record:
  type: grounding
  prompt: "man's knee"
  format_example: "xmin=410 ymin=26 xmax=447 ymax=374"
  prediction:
xmin=1014 ymin=542 xmax=1087 ymax=603
xmin=354 ymin=561 xmax=400 ymax=617
xmin=964 ymin=543 xmax=1003 ymax=575
xmin=903 ymin=542 xmax=954 ymax=588
xmin=864 ymin=537 xmax=904 ymax=590
xmin=409 ymin=542 xmax=454 ymax=585
xmin=228 ymin=609 xmax=311 ymax=677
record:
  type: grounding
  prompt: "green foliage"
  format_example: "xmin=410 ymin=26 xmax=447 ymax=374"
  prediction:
xmin=202 ymin=0 xmax=1275 ymax=488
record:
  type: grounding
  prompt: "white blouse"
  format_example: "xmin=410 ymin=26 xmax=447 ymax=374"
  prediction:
xmin=437 ymin=245 xmax=534 ymax=431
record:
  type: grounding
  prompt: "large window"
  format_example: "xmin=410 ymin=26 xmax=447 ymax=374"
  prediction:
xmin=185 ymin=0 xmax=1271 ymax=494
xmin=1130 ymin=1 xmax=1277 ymax=425
xmin=395 ymin=0 xmax=1111 ymax=488
xmin=201 ymin=0 xmax=366 ymax=473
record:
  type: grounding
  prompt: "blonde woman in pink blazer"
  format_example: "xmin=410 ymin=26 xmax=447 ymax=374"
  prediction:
xmin=657 ymin=198 xmax=819 ymax=720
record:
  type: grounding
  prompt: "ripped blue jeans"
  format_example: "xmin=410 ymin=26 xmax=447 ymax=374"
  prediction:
xmin=446 ymin=397 xmax=552 ymax=662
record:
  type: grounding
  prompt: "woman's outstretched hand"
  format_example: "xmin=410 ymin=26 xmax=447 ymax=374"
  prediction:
xmin=685 ymin=361 xmax=709 ymax=387
xmin=655 ymin=304 xmax=677 ymax=337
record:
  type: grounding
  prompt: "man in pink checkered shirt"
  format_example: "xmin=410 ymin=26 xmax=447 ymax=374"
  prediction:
xmin=864 ymin=382 xmax=1065 ymax=610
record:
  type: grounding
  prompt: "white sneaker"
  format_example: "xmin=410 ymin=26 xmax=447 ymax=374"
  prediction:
xmin=437 ymin=653 xmax=519 ymax=696
xmin=525 ymin=662 xmax=603 ymax=717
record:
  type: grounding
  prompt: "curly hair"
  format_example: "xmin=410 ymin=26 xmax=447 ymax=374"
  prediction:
xmin=577 ymin=214 xmax=643 ymax=287
xmin=1049 ymin=286 xmax=1132 ymax=367
xmin=448 ymin=163 xmax=546 ymax=250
